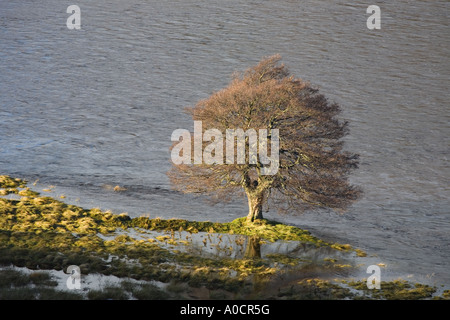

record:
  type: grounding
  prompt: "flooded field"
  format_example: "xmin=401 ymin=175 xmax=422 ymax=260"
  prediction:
xmin=1 ymin=0 xmax=449 ymax=290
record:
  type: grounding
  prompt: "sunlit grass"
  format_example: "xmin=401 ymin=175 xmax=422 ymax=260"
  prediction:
xmin=346 ymin=279 xmax=437 ymax=300
xmin=0 ymin=175 xmax=446 ymax=300
xmin=0 ymin=268 xmax=83 ymax=300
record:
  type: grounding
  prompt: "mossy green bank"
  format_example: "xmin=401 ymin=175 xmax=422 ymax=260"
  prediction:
xmin=0 ymin=175 xmax=447 ymax=300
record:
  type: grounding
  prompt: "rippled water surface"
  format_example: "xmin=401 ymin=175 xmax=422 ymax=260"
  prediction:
xmin=1 ymin=1 xmax=449 ymax=286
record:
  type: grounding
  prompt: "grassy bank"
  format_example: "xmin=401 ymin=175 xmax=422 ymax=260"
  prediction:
xmin=0 ymin=175 xmax=447 ymax=300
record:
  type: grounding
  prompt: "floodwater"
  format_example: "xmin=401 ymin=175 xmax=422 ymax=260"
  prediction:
xmin=1 ymin=1 xmax=449 ymax=287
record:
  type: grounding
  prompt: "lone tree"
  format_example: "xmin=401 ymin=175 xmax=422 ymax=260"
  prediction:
xmin=169 ymin=55 xmax=360 ymax=222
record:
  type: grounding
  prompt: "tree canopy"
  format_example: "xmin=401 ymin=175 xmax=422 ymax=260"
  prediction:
xmin=169 ymin=55 xmax=360 ymax=222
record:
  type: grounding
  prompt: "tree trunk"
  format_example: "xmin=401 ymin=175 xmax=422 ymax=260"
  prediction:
xmin=244 ymin=236 xmax=261 ymax=258
xmin=246 ymin=191 xmax=264 ymax=222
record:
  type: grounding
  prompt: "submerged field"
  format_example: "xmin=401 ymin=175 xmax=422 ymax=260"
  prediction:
xmin=0 ymin=175 xmax=448 ymax=300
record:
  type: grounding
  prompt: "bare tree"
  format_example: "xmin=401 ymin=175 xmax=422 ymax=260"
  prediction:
xmin=168 ymin=55 xmax=360 ymax=222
